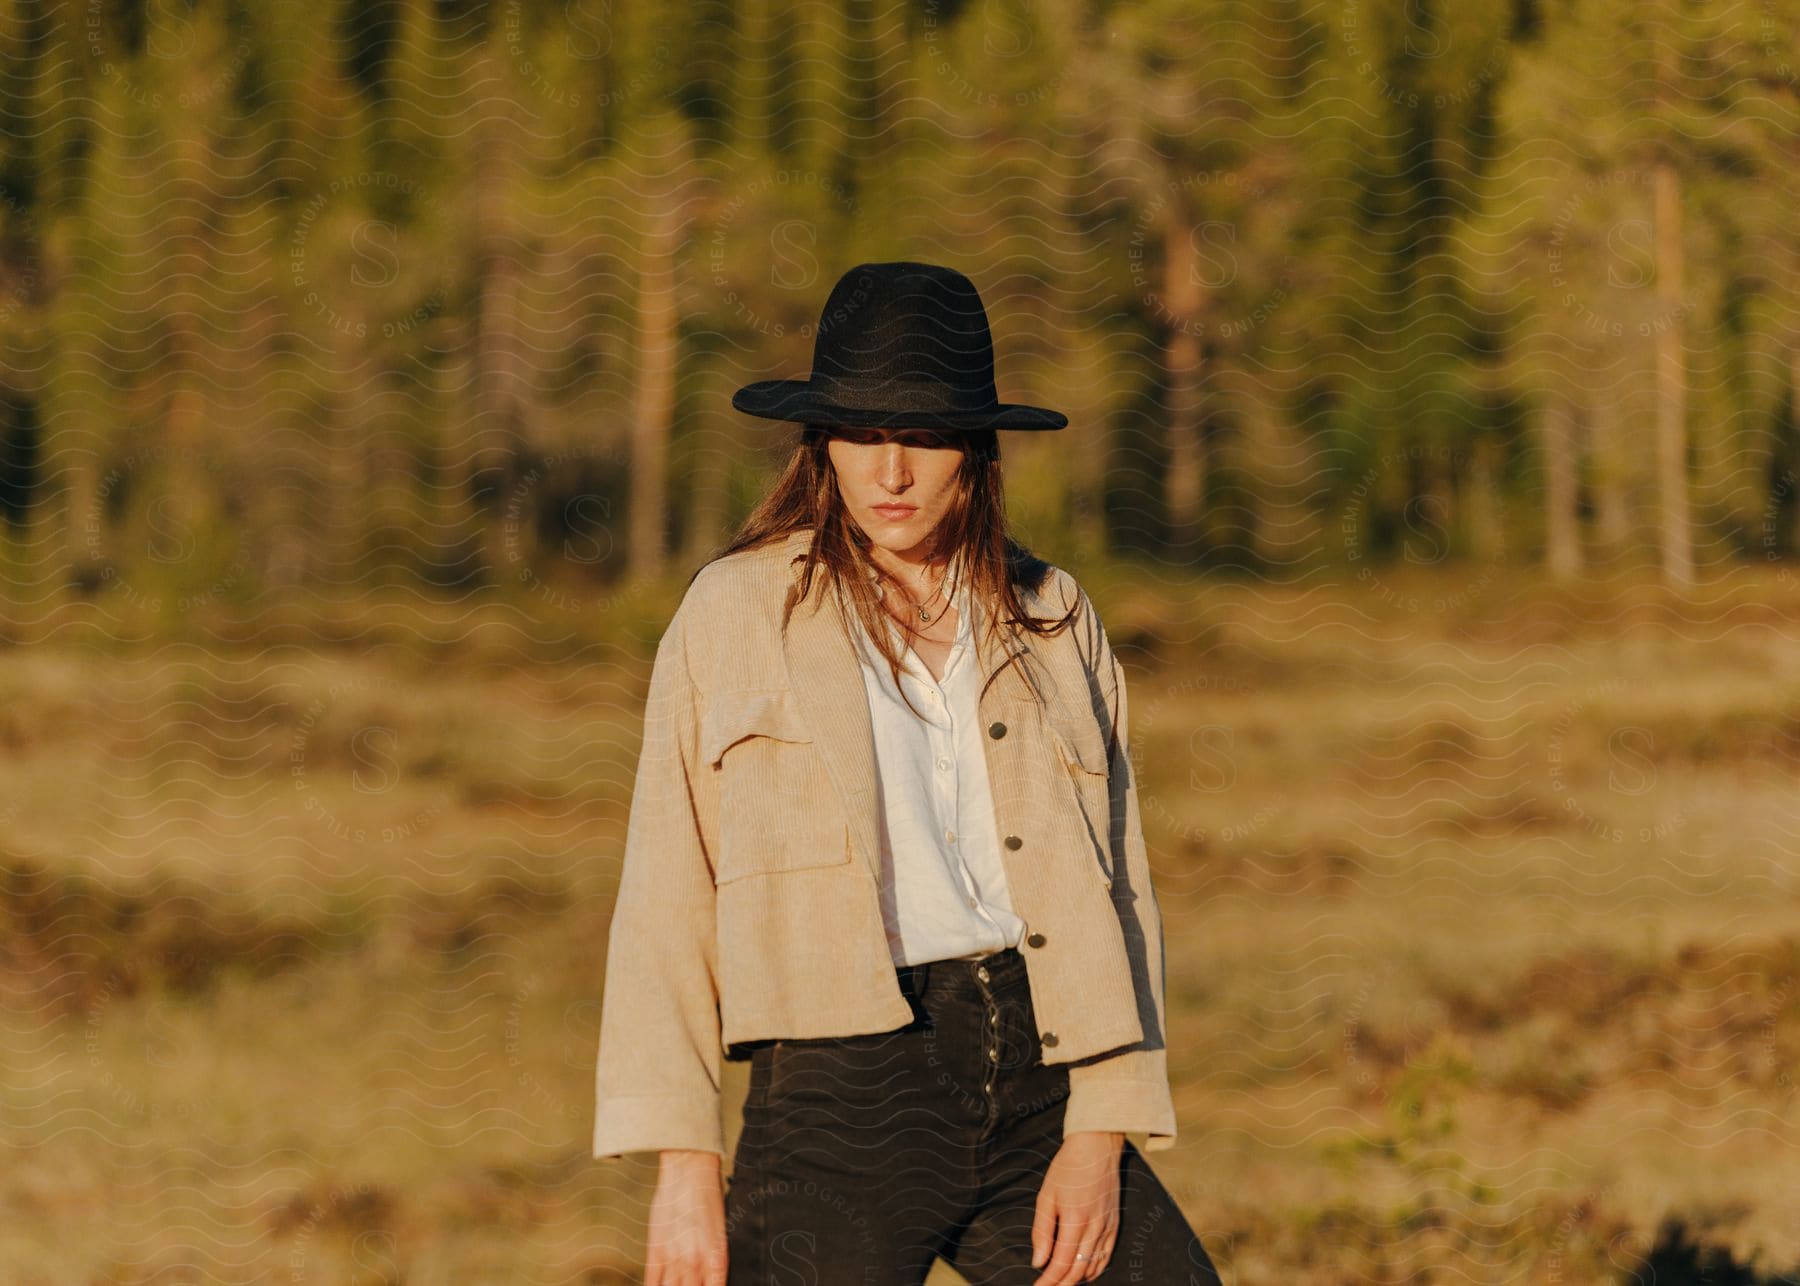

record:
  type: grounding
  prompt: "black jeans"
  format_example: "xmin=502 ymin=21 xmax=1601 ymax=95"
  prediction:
xmin=724 ymin=946 xmax=1222 ymax=1284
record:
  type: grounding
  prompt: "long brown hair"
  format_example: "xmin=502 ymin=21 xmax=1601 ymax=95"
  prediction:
xmin=697 ymin=424 xmax=1078 ymax=717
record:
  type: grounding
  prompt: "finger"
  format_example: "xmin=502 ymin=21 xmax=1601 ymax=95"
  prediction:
xmin=1030 ymin=1193 xmax=1060 ymax=1269
xmin=1073 ymin=1238 xmax=1105 ymax=1283
xmin=1038 ymin=1220 xmax=1095 ymax=1286
xmin=1084 ymin=1222 xmax=1118 ymax=1280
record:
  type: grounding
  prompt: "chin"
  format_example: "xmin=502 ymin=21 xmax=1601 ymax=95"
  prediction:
xmin=863 ymin=524 xmax=929 ymax=555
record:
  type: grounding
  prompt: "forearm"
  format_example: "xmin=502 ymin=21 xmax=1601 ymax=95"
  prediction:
xmin=592 ymin=603 xmax=728 ymax=1162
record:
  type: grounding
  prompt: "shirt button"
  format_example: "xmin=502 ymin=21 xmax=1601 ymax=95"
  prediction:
xmin=945 ymin=829 xmax=956 ymax=844
xmin=988 ymin=721 xmax=1007 ymax=739
xmin=966 ymin=897 xmax=979 ymax=909
xmin=936 ymin=756 xmax=951 ymax=770
xmin=1040 ymin=1031 xmax=1059 ymax=1048
xmin=1003 ymin=835 xmax=1022 ymax=850
xmin=988 ymin=1047 xmax=1000 ymax=1063
xmin=1026 ymin=932 xmax=1046 ymax=948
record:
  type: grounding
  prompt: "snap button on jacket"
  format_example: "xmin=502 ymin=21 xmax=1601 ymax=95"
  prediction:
xmin=591 ymin=529 xmax=1175 ymax=1161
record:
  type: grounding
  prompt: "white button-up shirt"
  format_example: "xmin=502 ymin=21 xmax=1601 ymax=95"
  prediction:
xmin=848 ymin=559 xmax=1026 ymax=968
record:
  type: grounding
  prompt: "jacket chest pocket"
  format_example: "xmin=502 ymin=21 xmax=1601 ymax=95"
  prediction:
xmin=701 ymin=689 xmax=854 ymax=884
xmin=1045 ymin=710 xmax=1116 ymax=888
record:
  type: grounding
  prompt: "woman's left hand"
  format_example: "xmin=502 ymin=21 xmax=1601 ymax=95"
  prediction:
xmin=1030 ymin=1130 xmax=1124 ymax=1283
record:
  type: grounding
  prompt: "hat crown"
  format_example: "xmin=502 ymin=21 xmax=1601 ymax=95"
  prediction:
xmin=810 ymin=261 xmax=998 ymax=404
xmin=727 ymin=258 xmax=1067 ymax=430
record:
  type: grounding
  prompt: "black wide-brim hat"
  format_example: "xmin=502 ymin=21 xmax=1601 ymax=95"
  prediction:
xmin=731 ymin=260 xmax=1067 ymax=431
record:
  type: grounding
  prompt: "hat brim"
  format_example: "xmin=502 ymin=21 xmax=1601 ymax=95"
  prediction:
xmin=731 ymin=380 xmax=1067 ymax=431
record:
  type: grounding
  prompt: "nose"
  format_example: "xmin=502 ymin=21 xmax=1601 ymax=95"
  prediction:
xmin=877 ymin=441 xmax=911 ymax=490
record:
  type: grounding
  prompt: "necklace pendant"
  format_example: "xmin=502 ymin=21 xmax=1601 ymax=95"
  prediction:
xmin=918 ymin=605 xmax=932 ymax=624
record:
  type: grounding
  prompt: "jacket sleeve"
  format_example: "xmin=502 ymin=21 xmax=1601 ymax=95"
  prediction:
xmin=592 ymin=597 xmax=726 ymax=1162
xmin=1061 ymin=585 xmax=1179 ymax=1152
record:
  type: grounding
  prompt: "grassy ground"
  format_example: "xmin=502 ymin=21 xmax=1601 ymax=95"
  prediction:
xmin=3 ymin=560 xmax=1799 ymax=1284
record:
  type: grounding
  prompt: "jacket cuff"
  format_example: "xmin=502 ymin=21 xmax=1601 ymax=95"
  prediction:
xmin=1063 ymin=1048 xmax=1177 ymax=1152
xmin=593 ymin=1092 xmax=725 ymax=1163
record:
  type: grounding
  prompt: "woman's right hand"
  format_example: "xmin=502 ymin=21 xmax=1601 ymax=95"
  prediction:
xmin=644 ymin=1149 xmax=728 ymax=1286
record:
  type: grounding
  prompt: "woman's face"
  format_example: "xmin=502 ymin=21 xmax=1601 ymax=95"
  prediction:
xmin=824 ymin=425 xmax=966 ymax=562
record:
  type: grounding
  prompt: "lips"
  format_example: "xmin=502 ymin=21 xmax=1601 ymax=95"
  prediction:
xmin=872 ymin=505 xmax=917 ymax=518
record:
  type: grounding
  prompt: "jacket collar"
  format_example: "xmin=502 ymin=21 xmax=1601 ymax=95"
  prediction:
xmin=775 ymin=527 xmax=1030 ymax=882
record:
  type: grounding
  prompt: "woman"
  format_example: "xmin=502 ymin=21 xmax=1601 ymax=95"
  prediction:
xmin=593 ymin=262 xmax=1221 ymax=1285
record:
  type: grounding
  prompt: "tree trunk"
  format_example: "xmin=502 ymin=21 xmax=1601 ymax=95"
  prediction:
xmin=474 ymin=109 xmax=529 ymax=584
xmin=1467 ymin=432 xmax=1503 ymax=562
xmin=1065 ymin=336 xmax=1114 ymax=562
xmin=60 ymin=451 xmax=100 ymax=588
xmin=1221 ymin=361 xmax=1317 ymax=567
xmin=1543 ymin=395 xmax=1583 ymax=579
xmin=680 ymin=357 xmax=734 ymax=567
xmin=1652 ymin=159 xmax=1692 ymax=587
xmin=1161 ymin=195 xmax=1205 ymax=548
xmin=1588 ymin=368 xmax=1631 ymax=558
xmin=629 ymin=190 xmax=680 ymax=583
xmin=1790 ymin=345 xmax=1800 ymax=555
xmin=733 ymin=0 xmax=774 ymax=154
xmin=325 ymin=298 xmax=368 ymax=584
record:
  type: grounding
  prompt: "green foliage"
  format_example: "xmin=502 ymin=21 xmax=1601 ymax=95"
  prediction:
xmin=0 ymin=0 xmax=1792 ymax=614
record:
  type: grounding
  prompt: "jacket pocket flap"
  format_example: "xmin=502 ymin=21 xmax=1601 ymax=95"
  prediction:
xmin=702 ymin=688 xmax=849 ymax=883
xmin=1047 ymin=711 xmax=1111 ymax=776
xmin=701 ymin=689 xmax=812 ymax=767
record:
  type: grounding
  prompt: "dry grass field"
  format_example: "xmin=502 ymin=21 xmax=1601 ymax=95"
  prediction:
xmin=4 ymin=561 xmax=1800 ymax=1284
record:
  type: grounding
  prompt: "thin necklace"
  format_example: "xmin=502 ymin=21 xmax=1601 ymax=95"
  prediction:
xmin=874 ymin=562 xmax=951 ymax=626
xmin=907 ymin=577 xmax=947 ymax=625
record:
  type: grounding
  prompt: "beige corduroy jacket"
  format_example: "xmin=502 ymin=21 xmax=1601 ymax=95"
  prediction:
xmin=592 ymin=528 xmax=1176 ymax=1162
